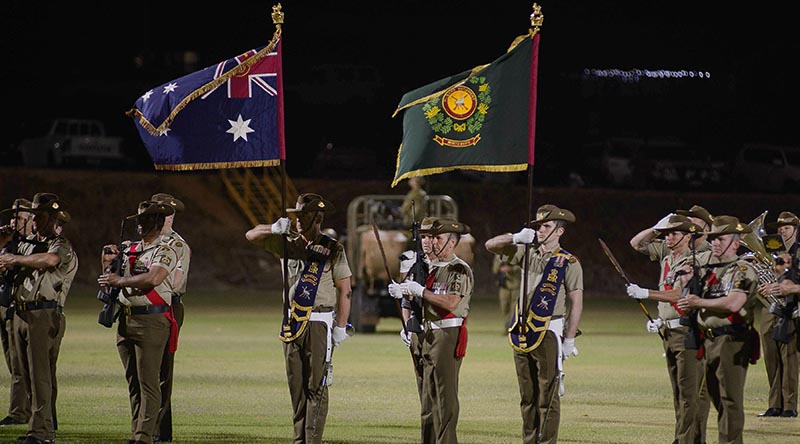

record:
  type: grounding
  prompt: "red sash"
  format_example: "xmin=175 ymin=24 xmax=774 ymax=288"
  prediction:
xmin=128 ymin=243 xmax=180 ymax=353
xmin=425 ymin=271 xmax=468 ymax=359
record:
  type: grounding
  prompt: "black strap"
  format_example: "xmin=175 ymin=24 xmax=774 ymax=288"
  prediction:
xmin=16 ymin=300 xmax=59 ymax=311
xmin=125 ymin=305 xmax=170 ymax=315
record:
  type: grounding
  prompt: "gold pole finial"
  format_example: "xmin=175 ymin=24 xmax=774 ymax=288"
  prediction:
xmin=530 ymin=3 xmax=544 ymax=33
xmin=272 ymin=3 xmax=284 ymax=26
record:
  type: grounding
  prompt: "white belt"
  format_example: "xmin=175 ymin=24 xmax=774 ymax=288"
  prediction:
xmin=548 ymin=317 xmax=565 ymax=373
xmin=427 ymin=317 xmax=464 ymax=329
xmin=665 ymin=318 xmax=683 ymax=329
xmin=310 ymin=311 xmax=335 ymax=362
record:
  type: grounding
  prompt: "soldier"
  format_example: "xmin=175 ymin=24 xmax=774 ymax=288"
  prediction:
xmin=677 ymin=216 xmax=761 ymax=444
xmin=98 ymin=200 xmax=180 ymax=444
xmin=756 ymin=211 xmax=799 ymax=418
xmin=626 ymin=214 xmax=708 ymax=444
xmin=245 ymin=193 xmax=352 ymax=444
xmin=492 ymin=253 xmax=522 ymax=329
xmin=0 ymin=199 xmax=34 ymax=427
xmin=388 ymin=218 xmax=472 ymax=444
xmin=485 ymin=205 xmax=583 ymax=444
xmin=400 ymin=176 xmax=429 ymax=227
xmin=395 ymin=216 xmax=437 ymax=443
xmin=0 ymin=193 xmax=78 ymax=444
xmin=150 ymin=192 xmax=192 ymax=442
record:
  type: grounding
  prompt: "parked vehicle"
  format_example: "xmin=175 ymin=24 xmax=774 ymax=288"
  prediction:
xmin=631 ymin=139 xmax=728 ymax=191
xmin=733 ymin=143 xmax=800 ymax=192
xmin=345 ymin=194 xmax=474 ymax=332
xmin=18 ymin=118 xmax=124 ymax=167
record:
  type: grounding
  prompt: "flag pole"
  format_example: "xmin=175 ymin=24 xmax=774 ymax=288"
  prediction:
xmin=269 ymin=3 xmax=290 ymax=328
xmin=520 ymin=3 xmax=543 ymax=336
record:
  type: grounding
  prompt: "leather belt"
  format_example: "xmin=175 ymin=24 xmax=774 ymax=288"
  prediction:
xmin=172 ymin=294 xmax=183 ymax=304
xmin=665 ymin=318 xmax=683 ymax=329
xmin=426 ymin=318 xmax=464 ymax=329
xmin=16 ymin=300 xmax=60 ymax=312
xmin=703 ymin=323 xmax=748 ymax=339
xmin=124 ymin=305 xmax=170 ymax=316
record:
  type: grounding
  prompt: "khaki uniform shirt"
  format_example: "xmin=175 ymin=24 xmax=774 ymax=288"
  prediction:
xmin=492 ymin=254 xmax=521 ymax=290
xmin=15 ymin=235 xmax=77 ymax=304
xmin=401 ymin=188 xmax=428 ymax=227
xmin=697 ymin=258 xmax=759 ymax=329
xmin=161 ymin=229 xmax=191 ymax=295
xmin=507 ymin=244 xmax=583 ymax=317
xmin=424 ymin=255 xmax=473 ymax=319
xmin=119 ymin=239 xmax=179 ymax=306
xmin=262 ymin=233 xmax=351 ymax=308
xmin=647 ymin=240 xmax=712 ymax=320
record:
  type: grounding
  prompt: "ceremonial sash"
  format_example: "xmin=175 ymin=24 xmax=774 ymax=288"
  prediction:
xmin=280 ymin=235 xmax=336 ymax=343
xmin=509 ymin=249 xmax=570 ymax=353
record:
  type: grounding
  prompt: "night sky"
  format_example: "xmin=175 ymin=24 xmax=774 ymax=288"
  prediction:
xmin=6 ymin=1 xmax=797 ymax=181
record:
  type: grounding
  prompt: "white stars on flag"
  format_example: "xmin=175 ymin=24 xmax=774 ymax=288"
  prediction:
xmin=227 ymin=114 xmax=255 ymax=142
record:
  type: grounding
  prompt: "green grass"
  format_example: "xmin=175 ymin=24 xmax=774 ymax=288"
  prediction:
xmin=2 ymin=289 xmax=800 ymax=443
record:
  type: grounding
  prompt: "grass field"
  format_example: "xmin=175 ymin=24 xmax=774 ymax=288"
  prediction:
xmin=1 ymin=288 xmax=799 ymax=444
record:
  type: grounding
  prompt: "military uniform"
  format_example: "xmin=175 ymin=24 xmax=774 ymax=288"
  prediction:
xmin=492 ymin=254 xmax=521 ymax=326
xmin=507 ymin=243 xmax=582 ymax=444
xmin=686 ymin=216 xmax=760 ymax=444
xmin=151 ymin=193 xmax=192 ymax=442
xmin=419 ymin=246 xmax=473 ymax=444
xmin=6 ymin=193 xmax=77 ymax=444
xmin=400 ymin=178 xmax=428 ymax=227
xmin=647 ymin=238 xmax=711 ymax=444
xmin=758 ymin=212 xmax=799 ymax=417
xmin=255 ymin=193 xmax=352 ymax=444
xmin=0 ymin=198 xmax=33 ymax=426
xmin=112 ymin=201 xmax=179 ymax=444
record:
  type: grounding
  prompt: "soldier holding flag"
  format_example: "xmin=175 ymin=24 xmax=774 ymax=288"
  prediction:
xmin=485 ymin=204 xmax=583 ymax=444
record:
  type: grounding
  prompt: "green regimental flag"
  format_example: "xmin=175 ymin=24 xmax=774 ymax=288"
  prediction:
xmin=391 ymin=32 xmax=540 ymax=187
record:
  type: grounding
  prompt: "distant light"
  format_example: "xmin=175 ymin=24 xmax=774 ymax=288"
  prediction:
xmin=583 ymin=68 xmax=712 ymax=82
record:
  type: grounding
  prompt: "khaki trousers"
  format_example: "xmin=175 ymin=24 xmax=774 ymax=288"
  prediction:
xmin=117 ymin=313 xmax=171 ymax=444
xmin=662 ymin=325 xmax=709 ymax=444
xmin=409 ymin=332 xmax=435 ymax=444
xmin=703 ymin=332 xmax=754 ymax=444
xmin=156 ymin=300 xmax=184 ymax=439
xmin=760 ymin=308 xmax=799 ymax=411
xmin=284 ymin=320 xmax=329 ymax=444
xmin=514 ymin=330 xmax=560 ymax=444
xmin=13 ymin=308 xmax=62 ymax=441
xmin=2 ymin=305 xmax=30 ymax=422
xmin=421 ymin=326 xmax=462 ymax=444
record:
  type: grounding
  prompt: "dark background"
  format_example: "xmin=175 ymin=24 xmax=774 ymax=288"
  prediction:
xmin=5 ymin=1 xmax=798 ymax=184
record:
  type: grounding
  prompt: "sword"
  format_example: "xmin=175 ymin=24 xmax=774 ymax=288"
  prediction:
xmin=598 ymin=238 xmax=665 ymax=340
xmin=370 ymin=214 xmax=408 ymax=335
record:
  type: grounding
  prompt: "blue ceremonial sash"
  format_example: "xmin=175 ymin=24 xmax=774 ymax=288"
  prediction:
xmin=279 ymin=235 xmax=336 ymax=342
xmin=508 ymin=248 xmax=570 ymax=353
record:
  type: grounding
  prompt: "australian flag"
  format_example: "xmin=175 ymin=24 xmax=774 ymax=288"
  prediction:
xmin=127 ymin=39 xmax=285 ymax=170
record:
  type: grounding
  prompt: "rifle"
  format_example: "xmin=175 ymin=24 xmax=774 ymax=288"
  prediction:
xmin=679 ymin=234 xmax=703 ymax=350
xmin=0 ymin=225 xmax=21 ymax=310
xmin=403 ymin=201 xmax=427 ymax=333
xmin=97 ymin=218 xmax=126 ymax=328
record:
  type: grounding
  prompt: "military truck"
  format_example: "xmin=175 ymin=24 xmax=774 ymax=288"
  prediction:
xmin=18 ymin=118 xmax=125 ymax=167
xmin=346 ymin=194 xmax=474 ymax=333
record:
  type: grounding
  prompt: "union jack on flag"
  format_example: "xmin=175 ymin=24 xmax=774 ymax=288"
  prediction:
xmin=127 ymin=37 xmax=285 ymax=171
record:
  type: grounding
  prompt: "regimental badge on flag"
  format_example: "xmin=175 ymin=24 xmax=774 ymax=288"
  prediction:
xmin=391 ymin=31 xmax=540 ymax=187
xmin=126 ymin=32 xmax=285 ymax=171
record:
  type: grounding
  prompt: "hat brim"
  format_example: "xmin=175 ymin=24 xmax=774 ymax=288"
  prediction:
xmin=531 ymin=211 xmax=576 ymax=227
xmin=766 ymin=221 xmax=799 ymax=229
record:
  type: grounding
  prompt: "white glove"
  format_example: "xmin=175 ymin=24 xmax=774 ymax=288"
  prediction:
xmin=512 ymin=228 xmax=536 ymax=245
xmin=400 ymin=329 xmax=412 ymax=348
xmin=626 ymin=283 xmax=649 ymax=299
xmin=562 ymin=337 xmax=578 ymax=360
xmin=653 ymin=213 xmax=676 ymax=230
xmin=646 ymin=318 xmax=663 ymax=334
xmin=332 ymin=326 xmax=349 ymax=346
xmin=388 ymin=281 xmax=404 ymax=299
xmin=399 ymin=250 xmax=417 ymax=274
xmin=270 ymin=217 xmax=290 ymax=235
xmin=401 ymin=281 xmax=425 ymax=298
